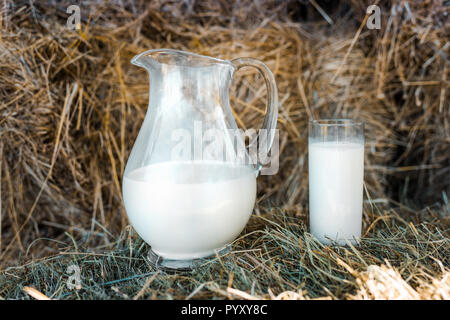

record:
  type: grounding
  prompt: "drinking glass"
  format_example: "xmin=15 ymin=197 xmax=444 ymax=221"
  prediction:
xmin=308 ymin=119 xmax=364 ymax=245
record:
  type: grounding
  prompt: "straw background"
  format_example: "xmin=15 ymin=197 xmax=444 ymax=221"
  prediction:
xmin=0 ymin=0 xmax=448 ymax=299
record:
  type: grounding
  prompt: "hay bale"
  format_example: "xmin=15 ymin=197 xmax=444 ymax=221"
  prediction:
xmin=0 ymin=207 xmax=448 ymax=300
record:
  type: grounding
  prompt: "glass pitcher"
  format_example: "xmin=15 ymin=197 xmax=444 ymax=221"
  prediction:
xmin=122 ymin=49 xmax=278 ymax=269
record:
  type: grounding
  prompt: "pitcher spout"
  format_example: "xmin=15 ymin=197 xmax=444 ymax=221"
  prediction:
xmin=131 ymin=50 xmax=161 ymax=71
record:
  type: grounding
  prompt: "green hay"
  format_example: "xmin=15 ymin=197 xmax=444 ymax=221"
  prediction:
xmin=1 ymin=204 xmax=448 ymax=300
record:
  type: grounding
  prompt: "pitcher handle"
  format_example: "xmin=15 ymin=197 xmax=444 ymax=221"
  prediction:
xmin=231 ymin=58 xmax=279 ymax=174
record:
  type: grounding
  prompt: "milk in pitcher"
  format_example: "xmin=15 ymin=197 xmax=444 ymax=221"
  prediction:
xmin=123 ymin=161 xmax=257 ymax=260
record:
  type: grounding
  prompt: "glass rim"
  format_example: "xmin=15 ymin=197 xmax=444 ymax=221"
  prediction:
xmin=309 ymin=119 xmax=364 ymax=127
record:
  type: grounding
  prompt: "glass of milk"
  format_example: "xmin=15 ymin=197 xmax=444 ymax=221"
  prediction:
xmin=308 ymin=119 xmax=364 ymax=245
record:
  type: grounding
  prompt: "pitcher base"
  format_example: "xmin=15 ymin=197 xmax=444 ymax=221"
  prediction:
xmin=147 ymin=246 xmax=232 ymax=271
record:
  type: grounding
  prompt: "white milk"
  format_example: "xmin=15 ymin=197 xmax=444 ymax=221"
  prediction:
xmin=122 ymin=161 xmax=256 ymax=260
xmin=309 ymin=141 xmax=364 ymax=245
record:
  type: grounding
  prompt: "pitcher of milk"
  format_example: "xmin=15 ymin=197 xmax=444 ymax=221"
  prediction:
xmin=122 ymin=49 xmax=278 ymax=269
